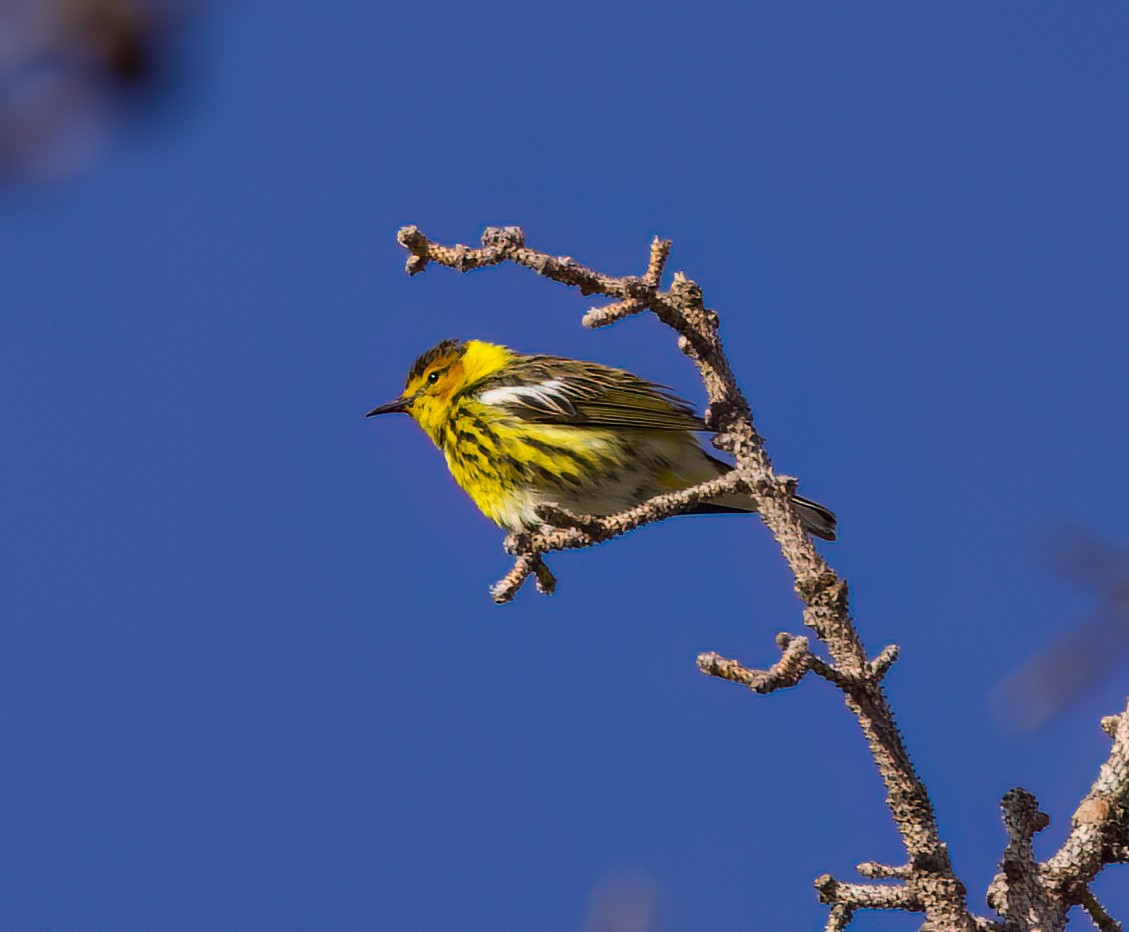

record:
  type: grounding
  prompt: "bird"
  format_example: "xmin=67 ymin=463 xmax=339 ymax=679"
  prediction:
xmin=366 ymin=339 xmax=836 ymax=540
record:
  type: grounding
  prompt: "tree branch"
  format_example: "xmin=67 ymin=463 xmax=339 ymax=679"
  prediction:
xmin=395 ymin=225 xmax=1129 ymax=930
xmin=397 ymin=224 xmax=974 ymax=926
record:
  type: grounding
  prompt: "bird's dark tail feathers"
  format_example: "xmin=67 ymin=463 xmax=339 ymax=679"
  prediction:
xmin=693 ymin=456 xmax=837 ymax=540
xmin=791 ymin=495 xmax=837 ymax=541
xmin=693 ymin=495 xmax=837 ymax=540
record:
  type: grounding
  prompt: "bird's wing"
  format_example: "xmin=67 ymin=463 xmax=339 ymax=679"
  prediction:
xmin=471 ymin=356 xmax=706 ymax=431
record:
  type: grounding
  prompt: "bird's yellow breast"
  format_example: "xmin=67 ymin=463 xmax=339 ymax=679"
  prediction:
xmin=439 ymin=397 xmax=623 ymax=527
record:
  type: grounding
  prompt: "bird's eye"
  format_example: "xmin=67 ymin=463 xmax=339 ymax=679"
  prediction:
xmin=426 ymin=370 xmax=441 ymax=385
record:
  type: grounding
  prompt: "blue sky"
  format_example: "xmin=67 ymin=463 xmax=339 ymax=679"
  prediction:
xmin=2 ymin=2 xmax=1128 ymax=929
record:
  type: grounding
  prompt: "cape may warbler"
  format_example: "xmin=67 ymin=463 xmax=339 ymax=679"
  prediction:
xmin=367 ymin=339 xmax=836 ymax=540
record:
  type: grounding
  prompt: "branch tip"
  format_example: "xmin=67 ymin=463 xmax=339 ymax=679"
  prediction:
xmin=645 ymin=237 xmax=672 ymax=287
xmin=697 ymin=637 xmax=814 ymax=694
xmin=490 ymin=553 xmax=553 ymax=604
xmin=1001 ymin=787 xmax=1051 ymax=840
xmin=396 ymin=224 xmax=423 ymax=248
xmin=532 ymin=558 xmax=557 ymax=595
xmin=825 ymin=903 xmax=853 ymax=931
xmin=869 ymin=644 xmax=900 ymax=681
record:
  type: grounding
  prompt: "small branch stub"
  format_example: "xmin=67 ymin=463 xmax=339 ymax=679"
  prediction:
xmin=697 ymin=634 xmax=814 ymax=694
xmin=532 ymin=557 xmax=557 ymax=595
xmin=987 ymin=788 xmax=1054 ymax=924
xmin=869 ymin=644 xmax=900 ymax=681
xmin=1078 ymin=887 xmax=1123 ymax=932
xmin=490 ymin=553 xmax=550 ymax=604
xmin=826 ymin=903 xmax=853 ymax=932
xmin=815 ymin=873 xmax=921 ymax=913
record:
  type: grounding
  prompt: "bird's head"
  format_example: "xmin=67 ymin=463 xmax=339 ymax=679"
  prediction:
xmin=366 ymin=339 xmax=512 ymax=442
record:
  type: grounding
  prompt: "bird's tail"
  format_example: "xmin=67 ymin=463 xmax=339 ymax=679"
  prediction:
xmin=694 ymin=456 xmax=837 ymax=540
xmin=792 ymin=495 xmax=837 ymax=541
xmin=694 ymin=493 xmax=837 ymax=540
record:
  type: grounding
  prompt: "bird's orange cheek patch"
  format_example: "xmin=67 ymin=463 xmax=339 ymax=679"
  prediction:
xmin=436 ymin=360 xmax=466 ymax=403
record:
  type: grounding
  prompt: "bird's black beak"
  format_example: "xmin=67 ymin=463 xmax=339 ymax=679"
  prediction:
xmin=365 ymin=397 xmax=411 ymax=417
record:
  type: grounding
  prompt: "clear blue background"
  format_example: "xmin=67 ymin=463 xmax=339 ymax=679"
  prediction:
xmin=3 ymin=2 xmax=1128 ymax=929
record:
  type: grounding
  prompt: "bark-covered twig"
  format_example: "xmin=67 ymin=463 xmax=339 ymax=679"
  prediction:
xmin=395 ymin=225 xmax=1129 ymax=930
xmin=825 ymin=903 xmax=854 ymax=932
xmin=1078 ymin=887 xmax=1123 ymax=932
xmin=696 ymin=633 xmax=815 ymax=694
xmin=815 ymin=873 xmax=922 ymax=912
xmin=869 ymin=644 xmax=900 ymax=681
xmin=488 ymin=472 xmax=748 ymax=603
xmin=857 ymin=861 xmax=913 ymax=880
xmin=986 ymin=788 xmax=1054 ymax=924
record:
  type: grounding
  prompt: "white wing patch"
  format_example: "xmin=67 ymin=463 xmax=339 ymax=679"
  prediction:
xmin=477 ymin=380 xmax=573 ymax=414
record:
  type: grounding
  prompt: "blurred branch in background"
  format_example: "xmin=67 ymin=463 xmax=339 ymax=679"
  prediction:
xmin=992 ymin=524 xmax=1129 ymax=734
xmin=0 ymin=0 xmax=185 ymax=183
